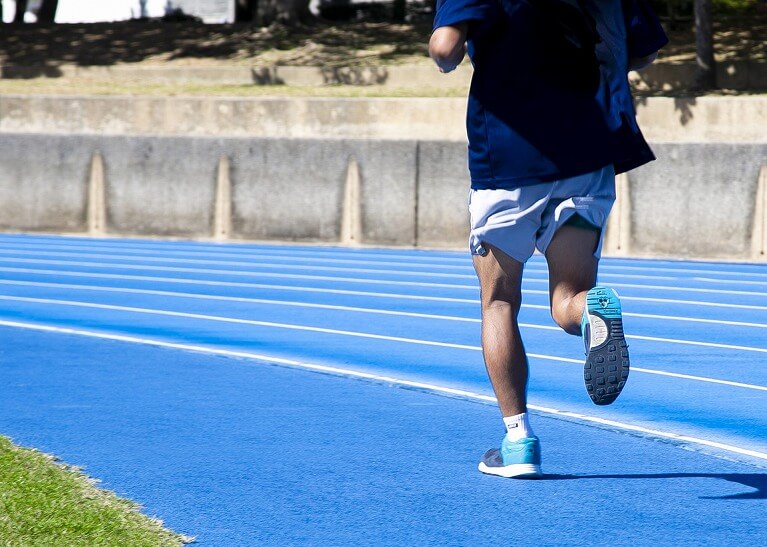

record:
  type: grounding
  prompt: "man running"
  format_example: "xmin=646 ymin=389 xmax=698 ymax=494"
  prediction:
xmin=429 ymin=0 xmax=667 ymax=478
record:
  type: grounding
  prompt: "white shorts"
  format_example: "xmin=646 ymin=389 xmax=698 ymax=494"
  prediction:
xmin=469 ymin=165 xmax=616 ymax=262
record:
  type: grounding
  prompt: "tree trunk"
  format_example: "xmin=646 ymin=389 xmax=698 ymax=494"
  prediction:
xmin=38 ymin=0 xmax=59 ymax=23
xmin=14 ymin=0 xmax=29 ymax=23
xmin=257 ymin=0 xmax=311 ymax=25
xmin=235 ymin=0 xmax=258 ymax=22
xmin=694 ymin=0 xmax=716 ymax=89
xmin=392 ymin=0 xmax=406 ymax=22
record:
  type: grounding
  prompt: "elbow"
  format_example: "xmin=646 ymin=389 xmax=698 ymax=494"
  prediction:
xmin=429 ymin=34 xmax=459 ymax=65
xmin=429 ymin=27 xmax=466 ymax=73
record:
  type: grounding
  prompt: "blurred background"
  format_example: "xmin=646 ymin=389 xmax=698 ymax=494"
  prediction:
xmin=0 ymin=0 xmax=764 ymax=259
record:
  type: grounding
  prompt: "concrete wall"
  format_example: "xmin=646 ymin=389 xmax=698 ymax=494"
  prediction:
xmin=2 ymin=60 xmax=764 ymax=90
xmin=3 ymin=95 xmax=766 ymax=143
xmin=0 ymin=134 xmax=424 ymax=245
xmin=0 ymin=133 xmax=765 ymax=260
xmin=0 ymin=135 xmax=93 ymax=233
xmin=625 ymin=143 xmax=766 ymax=259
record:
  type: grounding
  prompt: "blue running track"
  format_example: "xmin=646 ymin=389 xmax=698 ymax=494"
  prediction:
xmin=0 ymin=234 xmax=766 ymax=545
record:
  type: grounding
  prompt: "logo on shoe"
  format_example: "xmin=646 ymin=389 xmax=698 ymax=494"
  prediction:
xmin=599 ymin=297 xmax=609 ymax=308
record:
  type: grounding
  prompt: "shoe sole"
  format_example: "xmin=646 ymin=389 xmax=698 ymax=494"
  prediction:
xmin=478 ymin=462 xmax=542 ymax=479
xmin=584 ymin=287 xmax=630 ymax=406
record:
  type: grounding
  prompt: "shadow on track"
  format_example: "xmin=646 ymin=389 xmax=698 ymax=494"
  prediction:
xmin=544 ymin=473 xmax=767 ymax=500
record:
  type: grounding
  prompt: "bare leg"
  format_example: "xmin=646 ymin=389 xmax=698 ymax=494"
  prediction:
xmin=472 ymin=245 xmax=527 ymax=417
xmin=545 ymin=224 xmax=600 ymax=334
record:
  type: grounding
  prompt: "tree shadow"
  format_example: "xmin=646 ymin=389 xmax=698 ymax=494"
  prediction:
xmin=542 ymin=472 xmax=767 ymax=500
xmin=0 ymin=19 xmax=432 ymax=76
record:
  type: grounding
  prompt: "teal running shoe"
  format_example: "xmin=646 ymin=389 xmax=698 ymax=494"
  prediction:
xmin=478 ymin=436 xmax=542 ymax=479
xmin=581 ymin=286 xmax=630 ymax=405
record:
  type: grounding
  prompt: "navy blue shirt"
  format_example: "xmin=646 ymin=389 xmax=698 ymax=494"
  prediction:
xmin=434 ymin=0 xmax=668 ymax=189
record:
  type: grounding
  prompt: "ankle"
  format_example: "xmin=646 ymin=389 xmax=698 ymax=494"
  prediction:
xmin=503 ymin=412 xmax=534 ymax=441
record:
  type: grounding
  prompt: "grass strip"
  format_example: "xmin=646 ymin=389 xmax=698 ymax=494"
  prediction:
xmin=0 ymin=78 xmax=469 ymax=98
xmin=0 ymin=435 xmax=192 ymax=546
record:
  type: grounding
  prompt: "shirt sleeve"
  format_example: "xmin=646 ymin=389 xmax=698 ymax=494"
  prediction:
xmin=622 ymin=0 xmax=669 ymax=59
xmin=433 ymin=0 xmax=496 ymax=30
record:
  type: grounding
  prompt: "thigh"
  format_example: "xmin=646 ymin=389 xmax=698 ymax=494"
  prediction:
xmin=472 ymin=243 xmax=525 ymax=309
xmin=544 ymin=224 xmax=599 ymax=308
xmin=541 ymin=166 xmax=614 ymax=307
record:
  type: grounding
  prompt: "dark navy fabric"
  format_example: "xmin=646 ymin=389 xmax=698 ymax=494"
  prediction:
xmin=433 ymin=0 xmax=667 ymax=189
xmin=623 ymin=0 xmax=669 ymax=58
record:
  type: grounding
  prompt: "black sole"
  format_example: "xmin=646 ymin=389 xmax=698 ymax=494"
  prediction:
xmin=584 ymin=315 xmax=630 ymax=405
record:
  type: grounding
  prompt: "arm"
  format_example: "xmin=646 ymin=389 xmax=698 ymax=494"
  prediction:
xmin=429 ymin=23 xmax=468 ymax=73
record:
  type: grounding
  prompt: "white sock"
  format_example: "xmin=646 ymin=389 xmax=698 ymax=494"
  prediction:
xmin=503 ymin=412 xmax=534 ymax=442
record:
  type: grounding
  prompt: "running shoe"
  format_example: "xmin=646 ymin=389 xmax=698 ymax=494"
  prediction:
xmin=581 ymin=286 xmax=630 ymax=405
xmin=478 ymin=436 xmax=542 ymax=479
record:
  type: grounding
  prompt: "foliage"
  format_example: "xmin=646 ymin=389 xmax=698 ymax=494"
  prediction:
xmin=712 ymin=0 xmax=761 ymax=12
xmin=649 ymin=0 xmax=761 ymax=17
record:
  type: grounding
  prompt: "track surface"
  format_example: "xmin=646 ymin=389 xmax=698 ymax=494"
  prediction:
xmin=0 ymin=234 xmax=766 ymax=544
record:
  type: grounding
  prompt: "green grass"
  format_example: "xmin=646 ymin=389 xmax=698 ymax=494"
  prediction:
xmin=0 ymin=78 xmax=468 ymax=98
xmin=0 ymin=435 xmax=192 ymax=546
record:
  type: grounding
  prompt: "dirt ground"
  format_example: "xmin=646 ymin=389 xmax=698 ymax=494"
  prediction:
xmin=0 ymin=12 xmax=764 ymax=69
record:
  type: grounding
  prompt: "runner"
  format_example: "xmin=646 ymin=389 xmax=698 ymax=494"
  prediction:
xmin=429 ymin=0 xmax=668 ymax=478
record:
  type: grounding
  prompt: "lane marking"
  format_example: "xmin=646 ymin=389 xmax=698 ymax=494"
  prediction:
xmin=694 ymin=277 xmax=767 ymax=286
xmin=2 ymin=318 xmax=766 ymax=462
xmin=0 ymin=243 xmax=475 ymax=272
xmin=4 ymin=294 xmax=767 ymax=378
xmin=0 ymin=258 xmax=480 ymax=290
xmin=2 ymin=258 xmax=767 ymax=299
xmin=4 ymin=266 xmax=767 ymax=316
xmin=0 ymin=237 xmax=467 ymax=264
xmin=623 ymin=311 xmax=767 ymax=329
xmin=4 ymin=279 xmax=767 ymax=329
xmin=0 ymin=279 xmax=486 ymax=324
xmin=2 ymin=248 xmax=767 ymax=288
xmin=526 ymin=277 xmax=767 ymax=296
xmin=0 ymin=294 xmax=483 ymax=351
xmin=2 ymin=236 xmax=767 ymax=278
xmin=620 ymin=295 xmax=767 ymax=312
xmin=0 ymin=249 xmax=480 ymax=280
xmin=0 ymin=266 xmax=481 ymax=303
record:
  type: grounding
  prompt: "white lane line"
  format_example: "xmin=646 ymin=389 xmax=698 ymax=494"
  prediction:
xmin=0 ymin=243 xmax=475 ymax=272
xmin=0 ymin=249 xmax=705 ymax=285
xmin=0 ymin=249 xmax=480 ymax=280
xmin=0 ymin=266 xmax=482 ymax=303
xmin=4 ymin=248 xmax=767 ymax=287
xmin=5 ymin=267 xmax=767 ymax=316
xmin=523 ymin=277 xmax=767 ymax=297
xmin=3 ymin=258 xmax=767 ymax=300
xmin=4 ymin=279 xmax=767 ymax=330
xmin=3 ymin=293 xmax=767 ymax=361
xmin=0 ymin=280 xmax=486 ymax=324
xmin=620 ymin=295 xmax=767 ymax=312
xmin=0 ymin=258 xmax=480 ymax=290
xmin=600 ymin=263 xmax=767 ymax=279
xmin=3 ymin=237 xmax=767 ymax=278
xmin=694 ymin=277 xmax=767 ymax=286
xmin=625 ymin=311 xmax=767 ymax=329
xmin=0 ymin=295 xmax=481 ymax=351
xmin=0 ymin=238 xmax=467 ymax=264
xmin=2 ymin=318 xmax=766 ymax=462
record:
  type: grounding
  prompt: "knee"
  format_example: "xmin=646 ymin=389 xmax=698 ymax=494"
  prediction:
xmin=551 ymin=301 xmax=581 ymax=336
xmin=480 ymin=283 xmax=522 ymax=315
